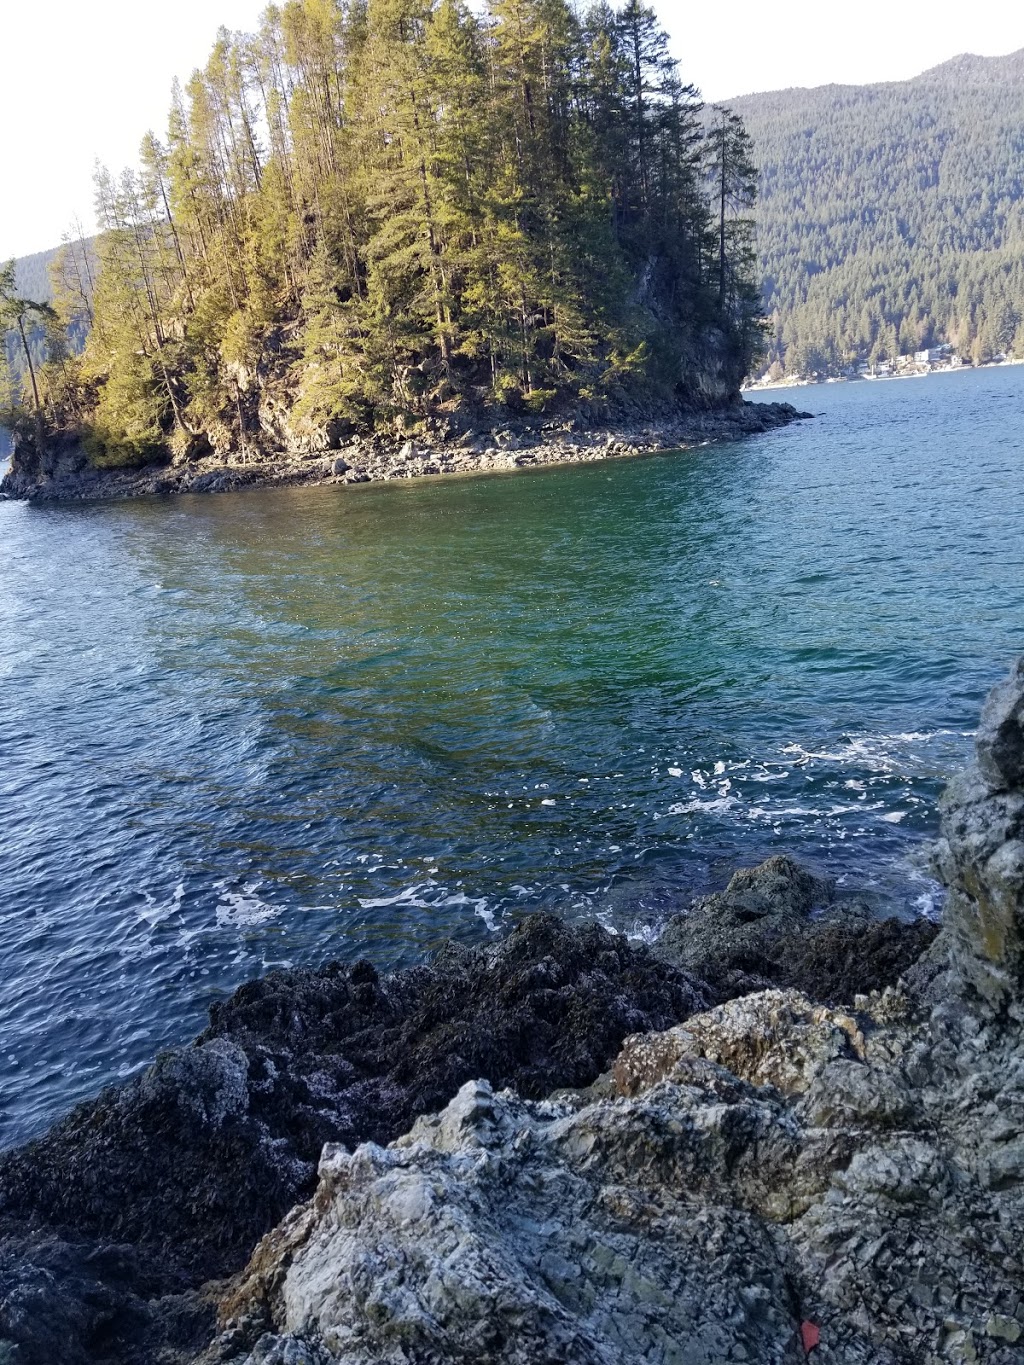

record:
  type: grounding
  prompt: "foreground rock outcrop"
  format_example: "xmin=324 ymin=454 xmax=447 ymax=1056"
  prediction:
xmin=4 ymin=657 xmax=1019 ymax=1364
xmin=0 ymin=880 xmax=928 ymax=1365
xmin=197 ymin=659 xmax=1024 ymax=1365
xmin=0 ymin=402 xmax=809 ymax=503
xmin=208 ymin=978 xmax=1024 ymax=1365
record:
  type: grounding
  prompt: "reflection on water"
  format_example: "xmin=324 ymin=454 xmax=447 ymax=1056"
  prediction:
xmin=1 ymin=363 xmax=1023 ymax=1144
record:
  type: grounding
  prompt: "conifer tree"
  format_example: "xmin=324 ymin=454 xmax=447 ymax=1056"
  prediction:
xmin=60 ymin=0 xmax=764 ymax=461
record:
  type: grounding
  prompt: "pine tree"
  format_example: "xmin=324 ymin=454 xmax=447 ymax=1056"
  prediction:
xmin=65 ymin=0 xmax=764 ymax=461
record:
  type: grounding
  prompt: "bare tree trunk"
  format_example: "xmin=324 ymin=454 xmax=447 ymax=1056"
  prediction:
xmin=16 ymin=315 xmax=41 ymax=413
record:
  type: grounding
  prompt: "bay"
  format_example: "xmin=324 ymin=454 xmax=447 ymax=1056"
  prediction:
xmin=0 ymin=362 xmax=1021 ymax=1145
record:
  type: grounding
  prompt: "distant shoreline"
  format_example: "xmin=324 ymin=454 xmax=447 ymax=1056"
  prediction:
xmin=744 ymin=356 xmax=1024 ymax=394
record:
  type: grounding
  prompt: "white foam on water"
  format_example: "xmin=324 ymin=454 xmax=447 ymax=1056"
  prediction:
xmin=357 ymin=882 xmax=499 ymax=931
xmin=136 ymin=881 xmax=185 ymax=927
xmin=215 ymin=880 xmax=280 ymax=928
xmin=780 ymin=728 xmax=966 ymax=778
xmin=357 ymin=882 xmax=438 ymax=910
xmin=665 ymin=795 xmax=740 ymax=816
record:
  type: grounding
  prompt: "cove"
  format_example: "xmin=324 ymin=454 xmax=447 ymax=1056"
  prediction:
xmin=1 ymin=363 xmax=1022 ymax=1146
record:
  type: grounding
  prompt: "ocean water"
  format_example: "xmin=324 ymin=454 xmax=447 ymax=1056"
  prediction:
xmin=1 ymin=364 xmax=1022 ymax=1145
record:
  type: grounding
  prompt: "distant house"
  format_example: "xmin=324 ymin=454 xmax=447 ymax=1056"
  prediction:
xmin=914 ymin=346 xmax=951 ymax=365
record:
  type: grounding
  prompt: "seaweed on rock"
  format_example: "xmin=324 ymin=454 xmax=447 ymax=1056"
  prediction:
xmin=0 ymin=692 xmax=986 ymax=1364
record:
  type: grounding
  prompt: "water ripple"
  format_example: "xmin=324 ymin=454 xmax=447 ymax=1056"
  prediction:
xmin=0 ymin=364 xmax=1022 ymax=1143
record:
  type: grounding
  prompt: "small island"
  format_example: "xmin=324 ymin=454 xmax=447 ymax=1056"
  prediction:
xmin=1 ymin=0 xmax=791 ymax=503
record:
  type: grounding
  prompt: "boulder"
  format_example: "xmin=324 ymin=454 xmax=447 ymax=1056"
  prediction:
xmin=655 ymin=853 xmax=937 ymax=1006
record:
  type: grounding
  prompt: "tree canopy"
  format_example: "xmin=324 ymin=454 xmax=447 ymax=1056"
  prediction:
xmin=16 ymin=0 xmax=761 ymax=465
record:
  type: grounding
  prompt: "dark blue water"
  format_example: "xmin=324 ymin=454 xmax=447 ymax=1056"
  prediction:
xmin=1 ymin=364 xmax=1022 ymax=1145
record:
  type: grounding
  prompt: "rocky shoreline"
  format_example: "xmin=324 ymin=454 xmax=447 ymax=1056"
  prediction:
xmin=0 ymin=401 xmax=809 ymax=503
xmin=1 ymin=659 xmax=1022 ymax=1365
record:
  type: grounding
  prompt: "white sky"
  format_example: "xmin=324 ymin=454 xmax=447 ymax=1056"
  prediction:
xmin=2 ymin=0 xmax=1022 ymax=261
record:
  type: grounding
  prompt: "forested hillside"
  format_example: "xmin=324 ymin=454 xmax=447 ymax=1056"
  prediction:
xmin=733 ymin=49 xmax=1024 ymax=376
xmin=1 ymin=239 xmax=93 ymax=458
xmin=4 ymin=0 xmax=763 ymax=469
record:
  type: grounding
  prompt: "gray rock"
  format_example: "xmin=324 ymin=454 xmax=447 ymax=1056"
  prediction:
xmin=977 ymin=658 xmax=1024 ymax=789
xmin=205 ymin=978 xmax=1024 ymax=1365
xmin=929 ymin=659 xmax=1024 ymax=1017
xmin=331 ymin=456 xmax=350 ymax=476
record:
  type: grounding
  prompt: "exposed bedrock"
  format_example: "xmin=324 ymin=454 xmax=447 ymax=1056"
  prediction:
xmin=199 ymin=659 xmax=1024 ymax=1365
xmin=0 ymin=877 xmax=930 ymax=1365
xmin=4 ymin=657 xmax=1019 ymax=1364
xmin=929 ymin=656 xmax=1024 ymax=1020
xmin=207 ymin=981 xmax=1024 ymax=1365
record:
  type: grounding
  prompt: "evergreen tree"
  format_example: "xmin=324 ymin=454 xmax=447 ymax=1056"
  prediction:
xmin=50 ymin=0 xmax=764 ymax=463
xmin=0 ymin=260 xmax=57 ymax=417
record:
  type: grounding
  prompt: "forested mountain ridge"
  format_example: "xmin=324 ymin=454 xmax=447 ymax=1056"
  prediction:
xmin=732 ymin=49 xmax=1024 ymax=376
xmin=11 ymin=247 xmax=62 ymax=304
xmin=2 ymin=0 xmax=764 ymax=472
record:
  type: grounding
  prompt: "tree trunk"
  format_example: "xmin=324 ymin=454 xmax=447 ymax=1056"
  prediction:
xmin=16 ymin=315 xmax=41 ymax=413
xmin=719 ymin=148 xmax=727 ymax=305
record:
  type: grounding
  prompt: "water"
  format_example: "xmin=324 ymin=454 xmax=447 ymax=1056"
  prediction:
xmin=1 ymin=364 xmax=1022 ymax=1145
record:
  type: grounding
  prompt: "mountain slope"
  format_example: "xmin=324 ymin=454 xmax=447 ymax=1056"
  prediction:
xmin=732 ymin=49 xmax=1024 ymax=375
xmin=11 ymin=245 xmax=61 ymax=304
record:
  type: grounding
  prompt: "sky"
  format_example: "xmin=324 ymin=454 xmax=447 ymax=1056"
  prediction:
xmin=2 ymin=0 xmax=1023 ymax=261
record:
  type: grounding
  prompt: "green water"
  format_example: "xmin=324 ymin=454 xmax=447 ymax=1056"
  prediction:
xmin=1 ymin=363 xmax=1022 ymax=1143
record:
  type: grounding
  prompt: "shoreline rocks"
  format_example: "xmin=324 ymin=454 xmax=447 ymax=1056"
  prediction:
xmin=0 ymin=402 xmax=810 ymax=504
xmin=0 ymin=875 xmax=936 ymax=1365
xmin=3 ymin=656 xmax=1022 ymax=1363
xmin=201 ymin=660 xmax=1024 ymax=1365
